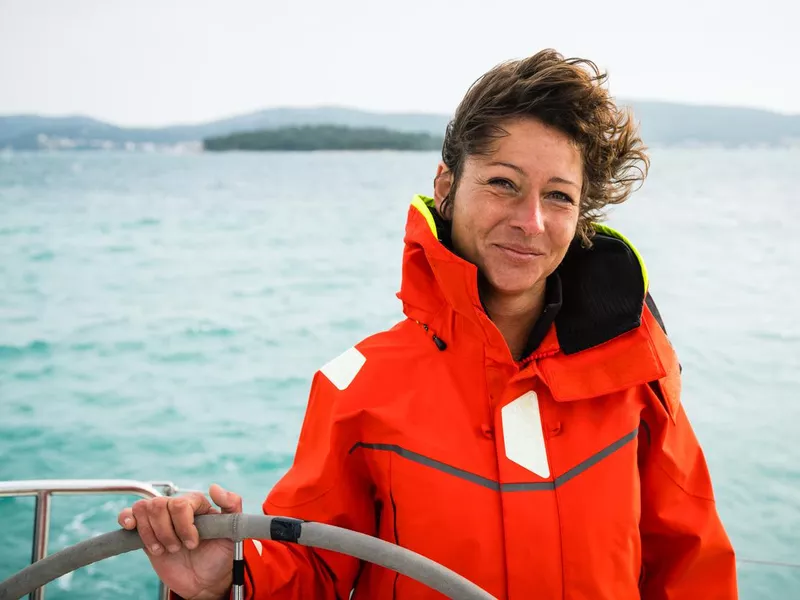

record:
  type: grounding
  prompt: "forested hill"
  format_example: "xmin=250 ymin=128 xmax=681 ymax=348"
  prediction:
xmin=203 ymin=125 xmax=444 ymax=151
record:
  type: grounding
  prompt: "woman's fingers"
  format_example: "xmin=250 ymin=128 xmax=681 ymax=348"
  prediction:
xmin=117 ymin=506 xmax=136 ymax=530
xmin=148 ymin=497 xmax=183 ymax=553
xmin=168 ymin=492 xmax=212 ymax=549
xmin=209 ymin=483 xmax=242 ymax=514
xmin=120 ymin=488 xmax=233 ymax=554
xmin=132 ymin=499 xmax=164 ymax=556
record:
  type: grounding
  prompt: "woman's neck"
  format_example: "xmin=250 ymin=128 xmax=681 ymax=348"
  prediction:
xmin=480 ymin=279 xmax=547 ymax=361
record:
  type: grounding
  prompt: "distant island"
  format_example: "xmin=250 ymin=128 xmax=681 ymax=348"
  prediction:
xmin=203 ymin=125 xmax=444 ymax=152
xmin=2 ymin=103 xmax=799 ymax=151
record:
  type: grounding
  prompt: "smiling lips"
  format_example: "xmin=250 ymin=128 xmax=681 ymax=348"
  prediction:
xmin=494 ymin=243 xmax=545 ymax=260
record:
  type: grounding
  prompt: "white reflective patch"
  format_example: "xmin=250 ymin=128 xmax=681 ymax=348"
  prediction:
xmin=501 ymin=391 xmax=550 ymax=478
xmin=252 ymin=539 xmax=263 ymax=555
xmin=320 ymin=347 xmax=366 ymax=391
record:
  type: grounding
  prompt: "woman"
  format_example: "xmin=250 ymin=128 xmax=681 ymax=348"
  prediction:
xmin=118 ymin=49 xmax=737 ymax=599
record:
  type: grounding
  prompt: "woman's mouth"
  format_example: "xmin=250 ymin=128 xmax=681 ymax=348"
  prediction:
xmin=494 ymin=244 xmax=544 ymax=260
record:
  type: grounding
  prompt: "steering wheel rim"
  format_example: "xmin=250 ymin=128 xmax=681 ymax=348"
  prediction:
xmin=0 ymin=513 xmax=497 ymax=600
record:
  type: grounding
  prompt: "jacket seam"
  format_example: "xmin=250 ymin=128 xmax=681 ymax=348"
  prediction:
xmin=268 ymin=447 xmax=367 ymax=510
xmin=549 ymin=426 xmax=567 ymax=600
xmin=555 ymin=481 xmax=567 ymax=600
xmin=652 ymin=458 xmax=716 ymax=503
xmin=540 ymin=388 xmax=566 ymax=599
xmin=390 ymin=452 xmax=400 ymax=599
xmin=267 ymin=479 xmax=340 ymax=510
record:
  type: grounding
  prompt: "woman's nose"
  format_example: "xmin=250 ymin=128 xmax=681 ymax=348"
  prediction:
xmin=511 ymin=194 xmax=545 ymax=235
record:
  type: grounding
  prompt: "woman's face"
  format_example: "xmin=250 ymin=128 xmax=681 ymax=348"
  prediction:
xmin=434 ymin=118 xmax=582 ymax=301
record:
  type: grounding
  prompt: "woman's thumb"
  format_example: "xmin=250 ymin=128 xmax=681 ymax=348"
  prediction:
xmin=209 ymin=483 xmax=243 ymax=514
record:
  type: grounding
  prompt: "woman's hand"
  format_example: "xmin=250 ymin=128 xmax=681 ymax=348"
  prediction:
xmin=117 ymin=484 xmax=241 ymax=600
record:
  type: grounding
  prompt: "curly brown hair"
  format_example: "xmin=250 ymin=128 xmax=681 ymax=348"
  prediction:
xmin=439 ymin=49 xmax=649 ymax=246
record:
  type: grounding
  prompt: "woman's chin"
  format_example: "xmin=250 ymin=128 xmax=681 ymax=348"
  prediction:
xmin=482 ymin=269 xmax=543 ymax=298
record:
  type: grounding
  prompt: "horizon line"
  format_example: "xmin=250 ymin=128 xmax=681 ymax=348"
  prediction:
xmin=1 ymin=98 xmax=798 ymax=130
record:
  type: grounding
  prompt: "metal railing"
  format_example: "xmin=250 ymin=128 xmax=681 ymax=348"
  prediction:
xmin=0 ymin=479 xmax=182 ymax=600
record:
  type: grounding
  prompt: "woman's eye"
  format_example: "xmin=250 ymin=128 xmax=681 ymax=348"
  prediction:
xmin=548 ymin=191 xmax=575 ymax=204
xmin=489 ymin=178 xmax=516 ymax=192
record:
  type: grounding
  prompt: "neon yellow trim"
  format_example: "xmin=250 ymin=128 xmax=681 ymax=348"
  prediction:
xmin=592 ymin=223 xmax=649 ymax=292
xmin=411 ymin=194 xmax=438 ymax=239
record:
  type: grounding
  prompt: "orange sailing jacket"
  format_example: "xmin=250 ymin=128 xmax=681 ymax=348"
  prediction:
xmin=239 ymin=195 xmax=737 ymax=599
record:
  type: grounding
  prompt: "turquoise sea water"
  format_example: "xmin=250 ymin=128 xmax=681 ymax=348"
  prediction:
xmin=1 ymin=149 xmax=799 ymax=598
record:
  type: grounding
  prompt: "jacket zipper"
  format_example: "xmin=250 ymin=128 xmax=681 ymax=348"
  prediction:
xmin=414 ymin=320 xmax=447 ymax=351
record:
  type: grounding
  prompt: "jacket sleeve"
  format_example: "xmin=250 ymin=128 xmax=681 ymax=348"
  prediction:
xmin=240 ymin=365 xmax=376 ymax=599
xmin=638 ymin=308 xmax=738 ymax=599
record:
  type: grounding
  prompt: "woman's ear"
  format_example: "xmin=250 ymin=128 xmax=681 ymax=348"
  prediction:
xmin=433 ymin=162 xmax=452 ymax=213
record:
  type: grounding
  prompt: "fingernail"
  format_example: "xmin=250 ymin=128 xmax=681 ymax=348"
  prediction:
xmin=168 ymin=544 xmax=181 ymax=553
xmin=150 ymin=544 xmax=163 ymax=555
xmin=123 ymin=518 xmax=133 ymax=529
xmin=185 ymin=539 xmax=197 ymax=550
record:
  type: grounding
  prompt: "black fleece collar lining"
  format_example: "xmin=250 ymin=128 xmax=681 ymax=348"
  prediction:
xmin=555 ymin=235 xmax=645 ymax=354
xmin=428 ymin=210 xmax=645 ymax=356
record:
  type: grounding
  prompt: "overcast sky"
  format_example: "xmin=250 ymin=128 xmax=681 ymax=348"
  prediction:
xmin=1 ymin=0 xmax=797 ymax=127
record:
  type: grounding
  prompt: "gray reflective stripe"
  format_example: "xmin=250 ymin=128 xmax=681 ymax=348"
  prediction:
xmin=553 ymin=427 xmax=639 ymax=487
xmin=500 ymin=481 xmax=554 ymax=491
xmin=350 ymin=426 xmax=639 ymax=492
xmin=350 ymin=443 xmax=502 ymax=491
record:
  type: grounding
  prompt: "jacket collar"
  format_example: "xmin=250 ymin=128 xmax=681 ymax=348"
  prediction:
xmin=398 ymin=195 xmax=485 ymax=330
xmin=397 ymin=195 xmax=666 ymax=398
